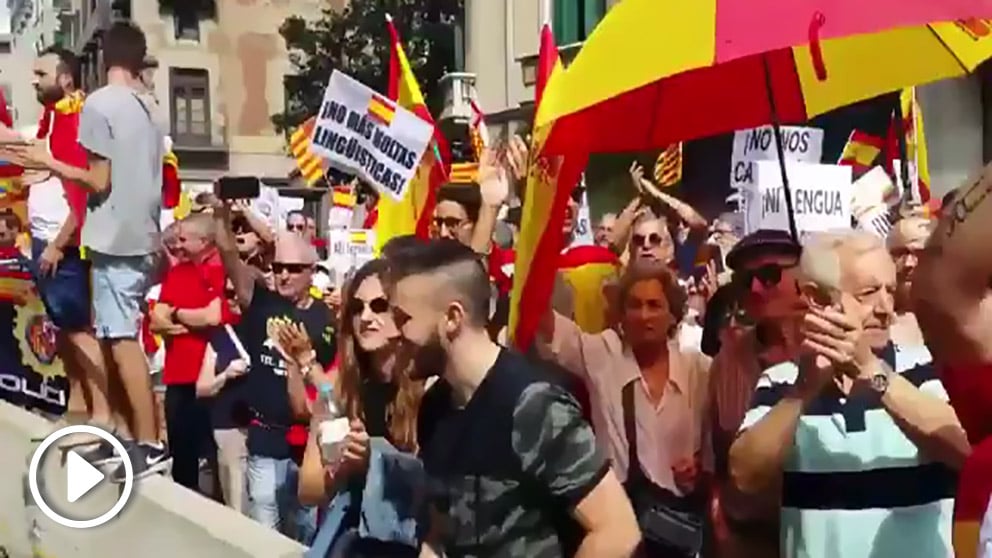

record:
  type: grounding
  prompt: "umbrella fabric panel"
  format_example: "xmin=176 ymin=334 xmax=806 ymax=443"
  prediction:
xmin=543 ymin=49 xmax=808 ymax=155
xmin=714 ymin=0 xmax=992 ymax=62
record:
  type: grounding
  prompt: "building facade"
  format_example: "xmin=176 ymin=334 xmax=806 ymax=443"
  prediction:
xmin=59 ymin=0 xmax=326 ymax=189
xmin=6 ymin=0 xmax=64 ymax=128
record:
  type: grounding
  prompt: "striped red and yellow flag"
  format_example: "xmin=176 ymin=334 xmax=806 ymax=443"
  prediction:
xmin=654 ymin=142 xmax=682 ymax=187
xmin=449 ymin=162 xmax=479 ymax=184
xmin=838 ymin=130 xmax=885 ymax=171
xmin=290 ymin=117 xmax=324 ymax=186
xmin=332 ymin=185 xmax=356 ymax=208
xmin=367 ymin=94 xmax=397 ymax=127
xmin=377 ymin=15 xmax=450 ymax=253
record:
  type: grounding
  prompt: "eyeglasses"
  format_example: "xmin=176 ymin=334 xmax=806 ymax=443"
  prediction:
xmin=433 ymin=216 xmax=467 ymax=230
xmin=271 ymin=262 xmax=311 ymax=275
xmin=287 ymin=223 xmax=305 ymax=232
xmin=734 ymin=263 xmax=793 ymax=289
xmin=632 ymin=233 xmax=667 ymax=247
xmin=347 ymin=296 xmax=390 ymax=316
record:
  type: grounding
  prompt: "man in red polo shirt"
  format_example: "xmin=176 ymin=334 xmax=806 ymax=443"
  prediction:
xmin=913 ymin=165 xmax=992 ymax=558
xmin=150 ymin=212 xmax=228 ymax=489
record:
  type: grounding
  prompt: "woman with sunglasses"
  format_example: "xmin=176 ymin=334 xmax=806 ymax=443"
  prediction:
xmin=295 ymin=259 xmax=424 ymax=556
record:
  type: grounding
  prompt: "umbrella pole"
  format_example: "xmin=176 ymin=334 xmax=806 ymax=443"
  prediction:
xmin=761 ymin=55 xmax=800 ymax=241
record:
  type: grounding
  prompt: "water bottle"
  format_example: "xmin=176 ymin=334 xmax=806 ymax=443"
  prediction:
xmin=316 ymin=383 xmax=349 ymax=465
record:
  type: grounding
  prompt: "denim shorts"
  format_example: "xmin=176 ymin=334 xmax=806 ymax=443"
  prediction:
xmin=88 ymin=250 xmax=158 ymax=340
xmin=29 ymin=238 xmax=92 ymax=332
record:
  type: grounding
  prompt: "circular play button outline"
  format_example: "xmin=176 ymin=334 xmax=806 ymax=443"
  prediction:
xmin=28 ymin=425 xmax=134 ymax=529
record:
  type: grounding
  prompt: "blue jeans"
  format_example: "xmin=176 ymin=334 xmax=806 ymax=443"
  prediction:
xmin=247 ymin=455 xmax=317 ymax=544
xmin=27 ymin=238 xmax=91 ymax=332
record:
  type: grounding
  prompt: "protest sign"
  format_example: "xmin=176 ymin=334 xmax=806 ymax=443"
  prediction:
xmin=325 ymin=229 xmax=377 ymax=285
xmin=729 ymin=126 xmax=824 ymax=210
xmin=571 ymin=177 xmax=594 ymax=247
xmin=309 ymin=71 xmax=433 ymax=202
xmin=744 ymin=161 xmax=852 ymax=236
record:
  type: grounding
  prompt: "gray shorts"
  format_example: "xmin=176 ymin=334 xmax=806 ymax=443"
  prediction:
xmin=89 ymin=250 xmax=158 ymax=340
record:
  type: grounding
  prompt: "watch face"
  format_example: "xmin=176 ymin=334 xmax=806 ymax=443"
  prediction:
xmin=871 ymin=373 xmax=889 ymax=392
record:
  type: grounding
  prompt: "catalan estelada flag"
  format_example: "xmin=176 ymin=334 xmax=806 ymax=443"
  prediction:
xmin=838 ymin=130 xmax=885 ymax=172
xmin=290 ymin=116 xmax=324 ymax=186
xmin=376 ymin=14 xmax=450 ymax=253
xmin=510 ymin=23 xmax=612 ymax=349
xmin=884 ymin=87 xmax=932 ymax=207
xmin=367 ymin=94 xmax=396 ymax=127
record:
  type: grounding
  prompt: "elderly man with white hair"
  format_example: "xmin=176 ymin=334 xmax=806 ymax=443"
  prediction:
xmin=728 ymin=229 xmax=970 ymax=558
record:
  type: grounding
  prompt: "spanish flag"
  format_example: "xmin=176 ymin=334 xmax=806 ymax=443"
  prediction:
xmin=838 ymin=130 xmax=885 ymax=172
xmin=290 ymin=116 xmax=324 ymax=186
xmin=367 ymin=94 xmax=396 ymax=127
xmin=376 ymin=15 xmax=450 ymax=253
xmin=162 ymin=146 xmax=181 ymax=209
xmin=885 ymin=88 xmax=931 ymax=207
xmin=332 ymin=185 xmax=356 ymax=208
xmin=510 ymin=23 xmax=603 ymax=350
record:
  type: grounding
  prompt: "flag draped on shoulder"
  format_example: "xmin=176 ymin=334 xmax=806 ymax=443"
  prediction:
xmin=509 ymin=23 xmax=593 ymax=350
xmin=376 ymin=15 xmax=450 ymax=253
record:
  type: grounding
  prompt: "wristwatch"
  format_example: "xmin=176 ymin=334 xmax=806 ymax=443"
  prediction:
xmin=298 ymin=350 xmax=318 ymax=376
xmin=868 ymin=369 xmax=891 ymax=395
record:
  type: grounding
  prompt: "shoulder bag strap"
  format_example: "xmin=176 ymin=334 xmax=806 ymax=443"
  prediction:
xmin=621 ymin=381 xmax=646 ymax=485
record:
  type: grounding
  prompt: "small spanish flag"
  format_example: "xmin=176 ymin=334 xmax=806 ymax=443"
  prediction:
xmin=449 ymin=162 xmax=479 ymax=184
xmin=350 ymin=229 xmax=370 ymax=244
xmin=332 ymin=185 xmax=356 ymax=208
xmin=654 ymin=143 xmax=682 ymax=187
xmin=367 ymin=94 xmax=396 ymax=127
xmin=838 ymin=130 xmax=885 ymax=171
xmin=290 ymin=116 xmax=324 ymax=186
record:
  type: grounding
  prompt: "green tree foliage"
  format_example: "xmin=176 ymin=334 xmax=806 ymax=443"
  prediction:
xmin=273 ymin=0 xmax=464 ymax=133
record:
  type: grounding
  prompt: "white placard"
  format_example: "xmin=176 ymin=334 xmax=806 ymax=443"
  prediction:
xmin=309 ymin=71 xmax=434 ymax=202
xmin=570 ymin=180 xmax=593 ymax=247
xmin=730 ymin=126 xmax=824 ymax=213
xmin=744 ymin=161 xmax=852 ymax=237
xmin=325 ymin=229 xmax=377 ymax=284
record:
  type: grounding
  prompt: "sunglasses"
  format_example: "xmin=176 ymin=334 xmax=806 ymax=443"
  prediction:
xmin=287 ymin=223 xmax=305 ymax=232
xmin=271 ymin=262 xmax=311 ymax=275
xmin=734 ymin=263 xmax=792 ymax=289
xmin=632 ymin=232 xmax=666 ymax=247
xmin=724 ymin=307 xmax=755 ymax=327
xmin=433 ymin=216 xmax=466 ymax=230
xmin=347 ymin=296 xmax=390 ymax=316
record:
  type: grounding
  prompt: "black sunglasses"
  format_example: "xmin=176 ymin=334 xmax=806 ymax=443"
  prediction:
xmin=734 ymin=263 xmax=792 ymax=289
xmin=347 ymin=296 xmax=390 ymax=316
xmin=271 ymin=262 xmax=311 ymax=275
xmin=287 ymin=223 xmax=305 ymax=232
xmin=632 ymin=232 xmax=666 ymax=247
xmin=433 ymin=216 xmax=466 ymax=230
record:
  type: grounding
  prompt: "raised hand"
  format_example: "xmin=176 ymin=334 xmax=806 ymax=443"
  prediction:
xmin=478 ymin=147 xmax=509 ymax=207
xmin=505 ymin=134 xmax=529 ymax=182
xmin=629 ymin=161 xmax=645 ymax=192
xmin=273 ymin=321 xmax=315 ymax=366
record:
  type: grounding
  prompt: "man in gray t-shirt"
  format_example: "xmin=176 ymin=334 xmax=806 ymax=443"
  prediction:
xmin=79 ymin=84 xmax=163 ymax=256
xmin=8 ymin=22 xmax=170 ymax=481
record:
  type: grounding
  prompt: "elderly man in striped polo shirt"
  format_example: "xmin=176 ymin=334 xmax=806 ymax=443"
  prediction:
xmin=728 ymin=230 xmax=970 ymax=558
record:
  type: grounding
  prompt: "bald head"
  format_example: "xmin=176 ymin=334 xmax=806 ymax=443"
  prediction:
xmin=273 ymin=231 xmax=318 ymax=265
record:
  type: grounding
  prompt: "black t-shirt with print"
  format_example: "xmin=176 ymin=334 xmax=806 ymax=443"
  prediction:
xmin=236 ymin=284 xmax=335 ymax=458
xmin=417 ymin=349 xmax=609 ymax=558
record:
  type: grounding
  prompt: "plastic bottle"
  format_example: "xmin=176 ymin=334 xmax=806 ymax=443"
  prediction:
xmin=315 ymin=383 xmax=349 ymax=465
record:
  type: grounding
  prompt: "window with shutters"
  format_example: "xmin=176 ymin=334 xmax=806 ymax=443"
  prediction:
xmin=553 ymin=0 xmax=606 ymax=46
xmin=170 ymin=68 xmax=211 ymax=146
xmin=174 ymin=5 xmax=200 ymax=42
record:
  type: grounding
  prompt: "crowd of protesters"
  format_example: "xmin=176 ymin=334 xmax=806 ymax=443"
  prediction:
xmin=1 ymin=17 xmax=990 ymax=558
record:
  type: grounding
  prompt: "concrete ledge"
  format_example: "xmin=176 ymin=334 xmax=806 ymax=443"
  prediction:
xmin=0 ymin=402 xmax=306 ymax=558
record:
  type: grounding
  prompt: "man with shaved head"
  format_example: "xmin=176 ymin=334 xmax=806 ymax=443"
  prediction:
xmin=212 ymin=190 xmax=334 ymax=544
xmin=388 ymin=239 xmax=640 ymax=558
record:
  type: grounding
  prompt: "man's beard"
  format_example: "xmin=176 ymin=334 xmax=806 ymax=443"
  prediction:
xmin=37 ymin=85 xmax=64 ymax=106
xmin=409 ymin=331 xmax=448 ymax=380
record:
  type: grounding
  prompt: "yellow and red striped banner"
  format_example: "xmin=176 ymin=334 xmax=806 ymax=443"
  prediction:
xmin=449 ymin=162 xmax=479 ymax=184
xmin=654 ymin=142 xmax=683 ymax=187
xmin=290 ymin=116 xmax=324 ymax=186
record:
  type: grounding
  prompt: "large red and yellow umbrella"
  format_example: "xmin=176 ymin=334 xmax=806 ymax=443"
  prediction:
xmin=536 ymin=1 xmax=992 ymax=155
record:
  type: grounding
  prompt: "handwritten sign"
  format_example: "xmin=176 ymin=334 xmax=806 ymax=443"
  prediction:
xmin=309 ymin=71 xmax=433 ymax=202
xmin=571 ymin=178 xmax=593 ymax=247
xmin=744 ymin=161 xmax=852 ymax=236
xmin=729 ymin=126 xmax=824 ymax=210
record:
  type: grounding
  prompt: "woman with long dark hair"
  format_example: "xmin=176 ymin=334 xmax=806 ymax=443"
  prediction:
xmin=291 ymin=258 xmax=424 ymax=557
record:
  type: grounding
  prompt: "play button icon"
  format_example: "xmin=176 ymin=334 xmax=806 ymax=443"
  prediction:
xmin=66 ymin=450 xmax=106 ymax=503
xmin=28 ymin=425 xmax=134 ymax=529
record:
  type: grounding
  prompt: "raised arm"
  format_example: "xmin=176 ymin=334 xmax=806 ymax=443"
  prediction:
xmin=912 ymin=165 xmax=992 ymax=364
xmin=212 ymin=200 xmax=258 ymax=310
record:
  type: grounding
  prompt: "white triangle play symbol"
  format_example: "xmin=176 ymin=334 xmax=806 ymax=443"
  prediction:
xmin=66 ymin=450 xmax=105 ymax=503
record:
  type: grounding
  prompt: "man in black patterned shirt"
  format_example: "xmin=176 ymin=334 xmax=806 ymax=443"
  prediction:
xmin=388 ymin=239 xmax=640 ymax=558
